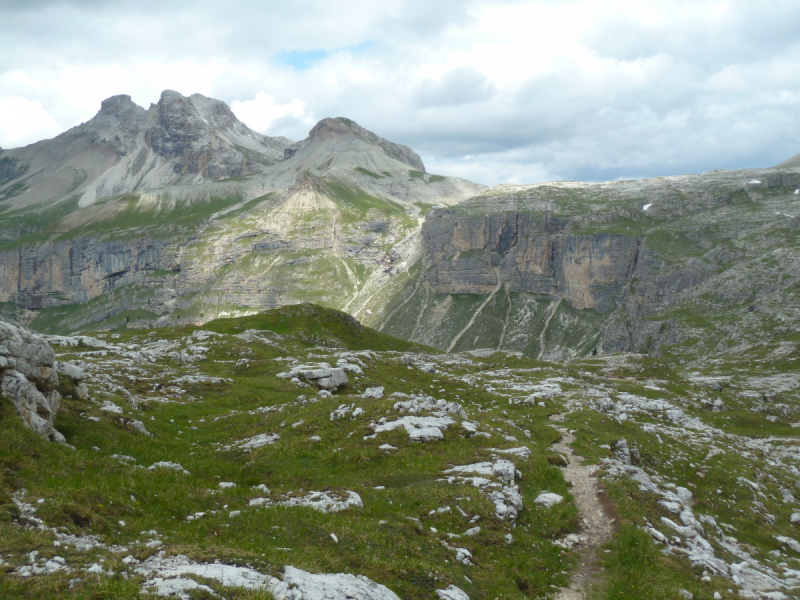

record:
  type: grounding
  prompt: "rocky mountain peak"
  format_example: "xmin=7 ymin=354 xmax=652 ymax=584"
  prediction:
xmin=154 ymin=90 xmax=194 ymax=130
xmin=99 ymin=94 xmax=140 ymax=118
xmin=189 ymin=93 xmax=243 ymax=130
xmin=152 ymin=91 xmax=241 ymax=132
xmin=307 ymin=117 xmax=357 ymax=138
xmin=0 ymin=90 xmax=294 ymax=212
xmin=286 ymin=117 xmax=426 ymax=172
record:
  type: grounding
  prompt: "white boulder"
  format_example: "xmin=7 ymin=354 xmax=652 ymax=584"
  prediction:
xmin=534 ymin=492 xmax=563 ymax=508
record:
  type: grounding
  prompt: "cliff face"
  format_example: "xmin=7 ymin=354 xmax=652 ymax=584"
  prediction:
xmin=369 ymin=167 xmax=800 ymax=359
xmin=0 ymin=237 xmax=176 ymax=309
xmin=422 ymin=211 xmax=642 ymax=313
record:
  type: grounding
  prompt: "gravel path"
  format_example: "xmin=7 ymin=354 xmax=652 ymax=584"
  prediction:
xmin=550 ymin=422 xmax=615 ymax=599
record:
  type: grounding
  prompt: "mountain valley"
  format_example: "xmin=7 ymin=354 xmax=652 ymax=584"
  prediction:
xmin=1 ymin=91 xmax=800 ymax=600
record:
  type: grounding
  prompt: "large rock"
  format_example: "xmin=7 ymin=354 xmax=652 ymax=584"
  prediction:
xmin=301 ymin=367 xmax=349 ymax=390
xmin=278 ymin=363 xmax=349 ymax=390
xmin=0 ymin=320 xmax=66 ymax=443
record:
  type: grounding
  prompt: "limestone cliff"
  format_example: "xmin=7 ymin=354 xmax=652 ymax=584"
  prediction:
xmin=422 ymin=211 xmax=641 ymax=312
xmin=369 ymin=168 xmax=800 ymax=359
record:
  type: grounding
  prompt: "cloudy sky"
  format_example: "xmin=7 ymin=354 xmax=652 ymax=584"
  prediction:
xmin=2 ymin=0 xmax=800 ymax=185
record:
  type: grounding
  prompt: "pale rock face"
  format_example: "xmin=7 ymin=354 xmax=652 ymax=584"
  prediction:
xmin=0 ymin=320 xmax=66 ymax=443
xmin=137 ymin=554 xmax=402 ymax=600
xmin=0 ymin=90 xmax=291 ymax=214
xmin=362 ymin=386 xmax=384 ymax=399
xmin=284 ymin=117 xmax=426 ymax=172
xmin=55 ymin=361 xmax=85 ymax=382
xmin=275 ymin=566 xmax=402 ymax=600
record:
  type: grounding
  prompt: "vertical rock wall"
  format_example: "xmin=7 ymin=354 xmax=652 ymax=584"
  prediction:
xmin=422 ymin=210 xmax=642 ymax=313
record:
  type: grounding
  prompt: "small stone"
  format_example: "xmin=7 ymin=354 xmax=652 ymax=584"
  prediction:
xmin=362 ymin=386 xmax=384 ymax=399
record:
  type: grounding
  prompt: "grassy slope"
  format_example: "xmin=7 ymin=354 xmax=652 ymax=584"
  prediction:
xmin=200 ymin=304 xmax=432 ymax=353
xmin=1 ymin=310 xmax=579 ymax=599
xmin=3 ymin=310 xmax=800 ymax=598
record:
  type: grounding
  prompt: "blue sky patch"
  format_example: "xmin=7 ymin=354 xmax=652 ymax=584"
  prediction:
xmin=277 ymin=49 xmax=330 ymax=71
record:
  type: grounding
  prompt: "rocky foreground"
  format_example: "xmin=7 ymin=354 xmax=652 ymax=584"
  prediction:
xmin=1 ymin=307 xmax=799 ymax=599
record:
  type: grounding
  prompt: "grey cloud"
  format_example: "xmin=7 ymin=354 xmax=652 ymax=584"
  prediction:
xmin=262 ymin=114 xmax=311 ymax=142
xmin=414 ymin=67 xmax=495 ymax=108
xmin=377 ymin=0 xmax=477 ymax=38
xmin=584 ymin=1 xmax=800 ymax=68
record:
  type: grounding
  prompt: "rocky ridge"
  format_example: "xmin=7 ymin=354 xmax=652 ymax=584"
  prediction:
xmin=1 ymin=91 xmax=799 ymax=365
xmin=284 ymin=117 xmax=427 ymax=172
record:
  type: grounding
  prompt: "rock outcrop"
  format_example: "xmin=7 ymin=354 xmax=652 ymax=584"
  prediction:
xmin=0 ymin=320 xmax=66 ymax=443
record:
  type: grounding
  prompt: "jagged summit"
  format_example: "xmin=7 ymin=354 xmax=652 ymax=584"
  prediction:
xmin=99 ymin=94 xmax=140 ymax=117
xmin=0 ymin=90 xmax=293 ymax=210
xmin=0 ymin=90 xmax=485 ymax=328
xmin=283 ymin=117 xmax=425 ymax=173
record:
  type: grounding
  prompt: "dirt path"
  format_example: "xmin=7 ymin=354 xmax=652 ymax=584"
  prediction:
xmin=549 ymin=420 xmax=615 ymax=599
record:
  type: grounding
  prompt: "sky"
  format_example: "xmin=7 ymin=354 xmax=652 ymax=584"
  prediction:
xmin=2 ymin=0 xmax=800 ymax=185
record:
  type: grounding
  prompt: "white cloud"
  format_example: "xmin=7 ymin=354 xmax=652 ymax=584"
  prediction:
xmin=0 ymin=97 xmax=60 ymax=148
xmin=231 ymin=93 xmax=312 ymax=135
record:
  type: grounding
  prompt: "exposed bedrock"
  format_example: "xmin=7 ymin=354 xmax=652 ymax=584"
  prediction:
xmin=0 ymin=320 xmax=66 ymax=443
xmin=0 ymin=238 xmax=175 ymax=309
xmin=422 ymin=211 xmax=643 ymax=313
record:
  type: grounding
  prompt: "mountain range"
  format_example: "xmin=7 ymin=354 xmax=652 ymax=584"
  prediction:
xmin=2 ymin=90 xmax=800 ymax=600
xmin=1 ymin=90 xmax=799 ymax=363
